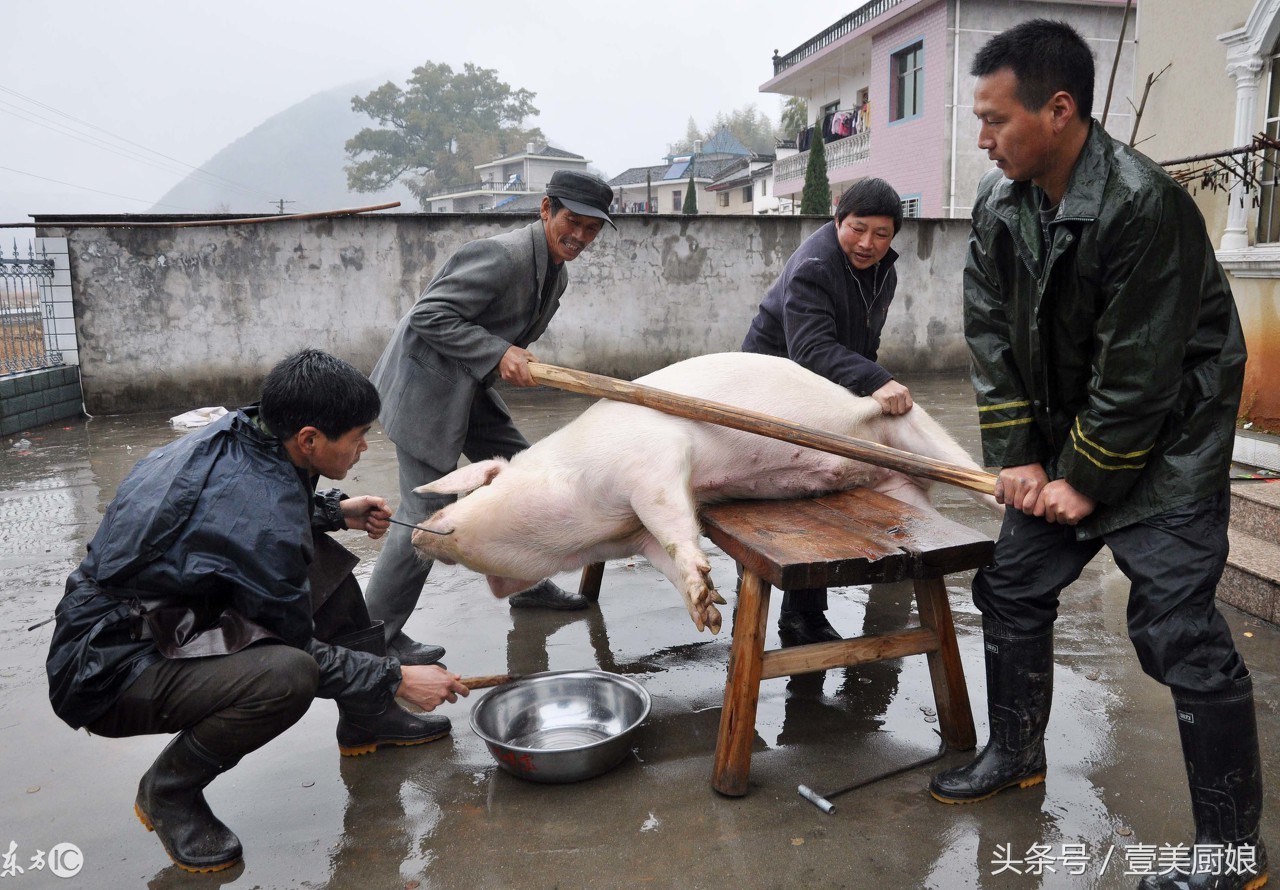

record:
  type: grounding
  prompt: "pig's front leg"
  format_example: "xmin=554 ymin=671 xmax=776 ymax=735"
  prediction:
xmin=631 ymin=489 xmax=726 ymax=634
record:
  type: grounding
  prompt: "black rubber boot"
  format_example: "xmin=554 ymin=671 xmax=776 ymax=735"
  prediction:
xmin=134 ymin=733 xmax=243 ymax=873
xmin=777 ymin=610 xmax=842 ymax=645
xmin=929 ymin=620 xmax=1053 ymax=804
xmin=508 ymin=579 xmax=588 ymax=610
xmin=1137 ymin=676 xmax=1268 ymax=890
xmin=331 ymin=622 xmax=451 ymax=757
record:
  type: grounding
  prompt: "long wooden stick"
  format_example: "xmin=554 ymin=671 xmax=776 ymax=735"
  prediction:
xmin=528 ymin=363 xmax=997 ymax=496
xmin=16 ymin=201 xmax=401 ymax=230
xmin=458 ymin=674 xmax=517 ymax=690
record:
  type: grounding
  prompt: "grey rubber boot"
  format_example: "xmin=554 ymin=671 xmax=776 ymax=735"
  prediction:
xmin=929 ymin=620 xmax=1053 ymax=803
xmin=134 ymin=733 xmax=243 ymax=873
xmin=1137 ymin=675 xmax=1267 ymax=890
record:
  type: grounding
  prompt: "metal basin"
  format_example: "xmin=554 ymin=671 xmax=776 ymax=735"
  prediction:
xmin=469 ymin=670 xmax=651 ymax=784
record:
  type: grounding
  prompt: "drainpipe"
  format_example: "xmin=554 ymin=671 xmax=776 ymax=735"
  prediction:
xmin=947 ymin=0 xmax=962 ymax=218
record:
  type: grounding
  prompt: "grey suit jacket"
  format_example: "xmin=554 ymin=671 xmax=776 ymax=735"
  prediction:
xmin=371 ymin=220 xmax=568 ymax=472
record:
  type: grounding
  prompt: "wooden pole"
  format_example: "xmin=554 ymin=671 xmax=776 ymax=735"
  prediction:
xmin=528 ymin=363 xmax=997 ymax=496
xmin=12 ymin=201 xmax=401 ymax=230
xmin=458 ymin=674 xmax=517 ymax=690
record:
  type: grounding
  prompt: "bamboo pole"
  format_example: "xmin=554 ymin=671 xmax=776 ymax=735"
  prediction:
xmin=528 ymin=363 xmax=997 ymax=496
xmin=9 ymin=201 xmax=401 ymax=230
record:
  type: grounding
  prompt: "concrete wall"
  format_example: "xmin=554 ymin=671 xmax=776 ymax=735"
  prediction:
xmin=39 ymin=212 xmax=973 ymax=414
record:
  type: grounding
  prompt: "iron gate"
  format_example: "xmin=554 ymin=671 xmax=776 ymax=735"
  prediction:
xmin=0 ymin=241 xmax=60 ymax=375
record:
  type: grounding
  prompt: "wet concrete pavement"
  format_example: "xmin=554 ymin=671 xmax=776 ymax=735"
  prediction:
xmin=1 ymin=372 xmax=1277 ymax=890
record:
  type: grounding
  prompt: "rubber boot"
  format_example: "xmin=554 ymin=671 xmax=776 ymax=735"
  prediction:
xmin=929 ymin=620 xmax=1053 ymax=803
xmin=1138 ymin=675 xmax=1268 ymax=890
xmin=134 ymin=733 xmax=243 ymax=873
xmin=331 ymin=622 xmax=451 ymax=757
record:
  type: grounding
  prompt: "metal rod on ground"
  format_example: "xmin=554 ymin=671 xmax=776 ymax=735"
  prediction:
xmin=528 ymin=363 xmax=997 ymax=497
xmin=798 ymin=731 xmax=949 ymax=814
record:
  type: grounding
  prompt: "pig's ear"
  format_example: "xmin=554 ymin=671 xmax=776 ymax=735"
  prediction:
xmin=415 ymin=459 xmax=507 ymax=495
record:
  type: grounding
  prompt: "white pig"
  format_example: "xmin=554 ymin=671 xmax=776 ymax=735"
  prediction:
xmin=411 ymin=352 xmax=997 ymax=635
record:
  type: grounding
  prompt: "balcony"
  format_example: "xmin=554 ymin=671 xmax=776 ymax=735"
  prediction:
xmin=774 ymin=131 xmax=871 ymax=186
xmin=425 ymin=178 xmax=534 ymax=201
xmin=772 ymin=0 xmax=906 ymax=75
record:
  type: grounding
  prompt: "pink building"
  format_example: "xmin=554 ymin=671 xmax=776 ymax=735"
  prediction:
xmin=762 ymin=0 xmax=1138 ymax=218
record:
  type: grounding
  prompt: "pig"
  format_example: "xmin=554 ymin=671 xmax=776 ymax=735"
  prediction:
xmin=411 ymin=352 xmax=997 ymax=635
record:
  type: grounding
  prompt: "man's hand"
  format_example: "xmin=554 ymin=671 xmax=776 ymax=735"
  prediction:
xmin=870 ymin=380 xmax=913 ymax=415
xmin=1034 ymin=479 xmax=1097 ymax=526
xmin=994 ymin=463 xmax=1049 ymax=513
xmin=397 ymin=665 xmax=470 ymax=711
xmin=498 ymin=345 xmax=538 ymax=387
xmin=341 ymin=496 xmax=391 ymax=539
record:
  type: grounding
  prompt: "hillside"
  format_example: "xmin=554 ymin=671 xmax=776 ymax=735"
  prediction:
xmin=151 ymin=80 xmax=418 ymax=214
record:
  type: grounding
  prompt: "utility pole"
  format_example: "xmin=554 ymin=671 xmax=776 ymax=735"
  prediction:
xmin=272 ymin=199 xmax=296 ymax=214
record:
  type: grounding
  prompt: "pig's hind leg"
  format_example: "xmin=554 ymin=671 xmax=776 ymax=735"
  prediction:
xmin=630 ymin=484 xmax=726 ymax=634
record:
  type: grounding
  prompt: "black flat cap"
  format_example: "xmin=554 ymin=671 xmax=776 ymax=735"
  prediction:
xmin=546 ymin=170 xmax=616 ymax=229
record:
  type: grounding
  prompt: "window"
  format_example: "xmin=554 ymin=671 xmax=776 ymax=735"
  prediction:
xmin=671 ymin=191 xmax=682 ymax=211
xmin=718 ymin=192 xmax=730 ymax=208
xmin=900 ymin=195 xmax=922 ymax=218
xmin=891 ymin=41 xmax=924 ymax=121
xmin=742 ymin=185 xmax=753 ymax=203
xmin=1259 ymin=49 xmax=1280 ymax=242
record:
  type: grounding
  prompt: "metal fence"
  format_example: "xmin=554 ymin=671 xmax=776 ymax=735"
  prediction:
xmin=0 ymin=241 xmax=61 ymax=375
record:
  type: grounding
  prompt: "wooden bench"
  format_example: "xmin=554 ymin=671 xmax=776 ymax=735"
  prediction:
xmin=579 ymin=487 xmax=994 ymax=797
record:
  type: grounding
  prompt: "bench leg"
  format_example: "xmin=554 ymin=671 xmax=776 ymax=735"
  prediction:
xmin=578 ymin=562 xmax=604 ymax=603
xmin=712 ymin=571 xmax=771 ymax=796
xmin=913 ymin=576 xmax=976 ymax=752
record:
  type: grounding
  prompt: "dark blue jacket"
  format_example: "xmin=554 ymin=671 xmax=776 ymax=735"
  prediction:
xmin=47 ymin=409 xmax=344 ymax=728
xmin=742 ymin=220 xmax=899 ymax=396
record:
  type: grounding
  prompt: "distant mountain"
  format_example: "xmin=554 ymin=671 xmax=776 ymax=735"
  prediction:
xmin=151 ymin=80 xmax=418 ymax=214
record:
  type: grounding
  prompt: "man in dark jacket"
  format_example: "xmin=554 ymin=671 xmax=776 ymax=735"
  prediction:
xmin=928 ymin=20 xmax=1266 ymax=889
xmin=742 ymin=176 xmax=911 ymax=645
xmin=364 ymin=170 xmax=616 ymax=665
xmin=46 ymin=349 xmax=469 ymax=874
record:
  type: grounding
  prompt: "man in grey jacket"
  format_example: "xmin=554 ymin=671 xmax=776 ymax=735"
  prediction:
xmin=366 ymin=170 xmax=615 ymax=665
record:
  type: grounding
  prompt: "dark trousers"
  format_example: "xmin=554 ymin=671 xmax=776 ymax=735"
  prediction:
xmin=974 ymin=488 xmax=1245 ymax=694
xmin=86 ymin=643 xmax=319 ymax=764
xmin=86 ymin=535 xmax=373 ymax=763
xmin=364 ymin=390 xmax=529 ymax=641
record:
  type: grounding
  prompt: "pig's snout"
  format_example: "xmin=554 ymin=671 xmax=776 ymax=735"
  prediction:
xmin=411 ymin=518 xmax=456 ymax=561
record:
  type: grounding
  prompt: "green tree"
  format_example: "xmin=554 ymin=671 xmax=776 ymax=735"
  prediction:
xmin=800 ymin=133 xmax=831 ymax=215
xmin=779 ymin=97 xmax=808 ymax=142
xmin=682 ymin=170 xmax=698 ymax=215
xmin=345 ymin=62 xmax=544 ymax=208
xmin=668 ymin=104 xmax=778 ymax=156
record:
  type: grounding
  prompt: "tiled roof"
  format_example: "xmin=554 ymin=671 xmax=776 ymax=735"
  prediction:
xmin=608 ymin=165 xmax=668 ymax=187
xmin=492 ymin=193 xmax=546 ymax=213
xmin=484 ymin=144 xmax=586 ymax=165
xmin=700 ymin=127 xmax=752 ymax=157
xmin=609 ymin=157 xmax=744 ymax=188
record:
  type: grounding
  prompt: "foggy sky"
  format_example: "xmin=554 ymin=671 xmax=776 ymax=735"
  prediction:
xmin=1 ymin=0 xmax=854 ymax=232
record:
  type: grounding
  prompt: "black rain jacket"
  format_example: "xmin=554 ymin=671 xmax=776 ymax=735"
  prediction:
xmin=46 ymin=409 xmax=396 ymax=728
xmin=964 ymin=122 xmax=1246 ymax=539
